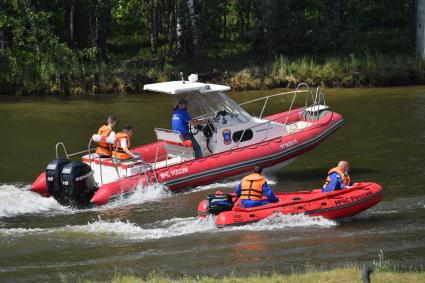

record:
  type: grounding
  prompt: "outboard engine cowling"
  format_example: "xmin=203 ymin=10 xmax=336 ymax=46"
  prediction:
xmin=60 ymin=161 xmax=98 ymax=208
xmin=206 ymin=194 xmax=233 ymax=215
xmin=46 ymin=158 xmax=72 ymax=202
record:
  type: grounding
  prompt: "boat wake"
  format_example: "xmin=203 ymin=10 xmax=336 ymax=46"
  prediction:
xmin=0 ymin=213 xmax=335 ymax=241
xmin=103 ymin=183 xmax=171 ymax=209
xmin=231 ymin=213 xmax=337 ymax=231
xmin=0 ymin=176 xmax=281 ymax=218
xmin=0 ymin=184 xmax=67 ymax=218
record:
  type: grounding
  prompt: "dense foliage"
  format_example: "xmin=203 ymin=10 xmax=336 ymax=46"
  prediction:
xmin=0 ymin=0 xmax=418 ymax=95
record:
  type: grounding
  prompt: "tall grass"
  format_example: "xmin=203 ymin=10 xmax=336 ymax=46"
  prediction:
xmin=1 ymin=53 xmax=425 ymax=95
xmin=243 ymin=54 xmax=425 ymax=90
xmin=59 ymin=252 xmax=425 ymax=283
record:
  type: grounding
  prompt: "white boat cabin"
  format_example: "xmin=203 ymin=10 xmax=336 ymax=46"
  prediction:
xmin=143 ymin=75 xmax=287 ymax=159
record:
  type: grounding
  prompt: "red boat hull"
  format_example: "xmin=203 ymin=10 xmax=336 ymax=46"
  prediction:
xmin=197 ymin=182 xmax=384 ymax=227
xmin=31 ymin=108 xmax=344 ymax=206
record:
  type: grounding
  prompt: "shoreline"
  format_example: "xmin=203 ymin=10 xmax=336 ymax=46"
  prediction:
xmin=1 ymin=54 xmax=425 ymax=96
xmin=65 ymin=267 xmax=425 ymax=282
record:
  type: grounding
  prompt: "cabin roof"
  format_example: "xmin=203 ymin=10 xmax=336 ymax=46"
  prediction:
xmin=143 ymin=81 xmax=231 ymax=95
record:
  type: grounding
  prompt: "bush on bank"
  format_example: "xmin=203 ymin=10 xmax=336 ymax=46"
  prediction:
xmin=1 ymin=54 xmax=425 ymax=96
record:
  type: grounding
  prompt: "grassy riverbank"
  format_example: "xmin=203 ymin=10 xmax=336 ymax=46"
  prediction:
xmin=65 ymin=252 xmax=425 ymax=283
xmin=72 ymin=267 xmax=425 ymax=283
xmin=2 ymin=54 xmax=425 ymax=96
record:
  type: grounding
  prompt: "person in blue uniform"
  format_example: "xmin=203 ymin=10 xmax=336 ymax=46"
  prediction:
xmin=172 ymin=98 xmax=205 ymax=158
xmin=322 ymin=160 xmax=353 ymax=192
xmin=235 ymin=166 xmax=279 ymax=208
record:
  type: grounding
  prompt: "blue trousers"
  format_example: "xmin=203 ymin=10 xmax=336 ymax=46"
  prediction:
xmin=183 ymin=133 xmax=203 ymax=158
xmin=241 ymin=199 xmax=272 ymax=208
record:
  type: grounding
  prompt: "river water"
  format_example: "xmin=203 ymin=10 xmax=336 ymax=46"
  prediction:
xmin=0 ymin=87 xmax=425 ymax=282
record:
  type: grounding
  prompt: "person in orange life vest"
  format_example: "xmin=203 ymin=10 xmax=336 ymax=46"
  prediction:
xmin=112 ymin=125 xmax=141 ymax=162
xmin=235 ymin=166 xmax=279 ymax=208
xmin=322 ymin=160 xmax=353 ymax=192
xmin=95 ymin=114 xmax=117 ymax=157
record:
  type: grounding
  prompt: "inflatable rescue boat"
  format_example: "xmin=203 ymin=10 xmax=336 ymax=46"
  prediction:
xmin=31 ymin=77 xmax=344 ymax=208
xmin=197 ymin=182 xmax=384 ymax=227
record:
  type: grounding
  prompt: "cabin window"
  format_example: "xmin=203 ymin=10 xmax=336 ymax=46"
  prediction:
xmin=232 ymin=129 xmax=253 ymax=142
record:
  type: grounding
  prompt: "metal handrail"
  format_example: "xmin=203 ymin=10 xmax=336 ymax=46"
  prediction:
xmin=55 ymin=142 xmax=68 ymax=158
xmin=55 ymin=137 xmax=159 ymax=187
xmin=238 ymin=88 xmax=310 ymax=119
xmin=234 ymin=83 xmax=328 ymax=147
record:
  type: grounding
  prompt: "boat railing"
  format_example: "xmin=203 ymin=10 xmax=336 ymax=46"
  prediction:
xmin=86 ymin=137 xmax=159 ymax=187
xmin=234 ymin=84 xmax=328 ymax=146
xmin=54 ymin=139 xmax=159 ymax=187
xmin=55 ymin=142 xmax=95 ymax=159
xmin=238 ymin=83 xmax=326 ymax=121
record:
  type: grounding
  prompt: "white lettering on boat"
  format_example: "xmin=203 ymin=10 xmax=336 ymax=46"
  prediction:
xmin=159 ymin=167 xmax=189 ymax=179
xmin=75 ymin=171 xmax=94 ymax=181
xmin=281 ymin=139 xmax=298 ymax=150
xmin=170 ymin=167 xmax=189 ymax=176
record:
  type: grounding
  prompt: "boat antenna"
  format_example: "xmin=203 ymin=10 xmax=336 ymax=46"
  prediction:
xmin=180 ymin=72 xmax=185 ymax=84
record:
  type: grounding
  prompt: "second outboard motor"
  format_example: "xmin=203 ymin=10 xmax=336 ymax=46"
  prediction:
xmin=206 ymin=194 xmax=234 ymax=215
xmin=46 ymin=158 xmax=72 ymax=202
xmin=60 ymin=161 xmax=98 ymax=208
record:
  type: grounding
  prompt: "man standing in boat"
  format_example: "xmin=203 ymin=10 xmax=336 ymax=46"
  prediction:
xmin=172 ymin=98 xmax=205 ymax=158
xmin=112 ymin=125 xmax=141 ymax=162
xmin=95 ymin=114 xmax=117 ymax=158
xmin=322 ymin=160 xmax=353 ymax=192
xmin=235 ymin=166 xmax=279 ymax=208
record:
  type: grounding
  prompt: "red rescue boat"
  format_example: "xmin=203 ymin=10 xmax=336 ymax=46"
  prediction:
xmin=31 ymin=78 xmax=344 ymax=208
xmin=197 ymin=182 xmax=384 ymax=227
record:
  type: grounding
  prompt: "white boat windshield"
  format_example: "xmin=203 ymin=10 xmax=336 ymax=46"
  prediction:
xmin=182 ymin=91 xmax=251 ymax=123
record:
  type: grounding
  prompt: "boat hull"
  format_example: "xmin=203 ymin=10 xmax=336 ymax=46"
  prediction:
xmin=197 ymin=182 xmax=384 ymax=227
xmin=31 ymin=108 xmax=344 ymax=206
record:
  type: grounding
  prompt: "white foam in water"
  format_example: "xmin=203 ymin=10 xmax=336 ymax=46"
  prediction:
xmin=104 ymin=183 xmax=171 ymax=209
xmin=0 ymin=184 xmax=66 ymax=218
xmin=70 ymin=216 xmax=217 ymax=240
xmin=0 ymin=227 xmax=47 ymax=236
xmin=0 ymin=213 xmax=335 ymax=241
xmin=229 ymin=213 xmax=336 ymax=231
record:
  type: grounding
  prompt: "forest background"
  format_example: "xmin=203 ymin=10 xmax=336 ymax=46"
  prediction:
xmin=0 ymin=0 xmax=420 ymax=95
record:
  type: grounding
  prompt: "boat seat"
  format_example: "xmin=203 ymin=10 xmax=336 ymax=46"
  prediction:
xmin=301 ymin=106 xmax=330 ymax=121
xmin=82 ymin=154 xmax=145 ymax=169
xmin=287 ymin=120 xmax=312 ymax=133
xmin=154 ymin=128 xmax=194 ymax=160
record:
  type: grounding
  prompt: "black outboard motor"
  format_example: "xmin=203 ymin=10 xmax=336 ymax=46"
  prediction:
xmin=46 ymin=159 xmax=72 ymax=203
xmin=206 ymin=194 xmax=234 ymax=215
xmin=60 ymin=161 xmax=98 ymax=208
xmin=45 ymin=159 xmax=98 ymax=208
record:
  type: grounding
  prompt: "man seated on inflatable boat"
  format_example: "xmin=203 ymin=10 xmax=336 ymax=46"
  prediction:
xmin=322 ymin=160 xmax=353 ymax=192
xmin=235 ymin=166 xmax=279 ymax=208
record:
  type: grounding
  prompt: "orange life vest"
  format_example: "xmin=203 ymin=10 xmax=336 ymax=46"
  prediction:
xmin=112 ymin=132 xmax=131 ymax=160
xmin=96 ymin=125 xmax=113 ymax=157
xmin=322 ymin=167 xmax=351 ymax=189
xmin=240 ymin=173 xmax=267 ymax=200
